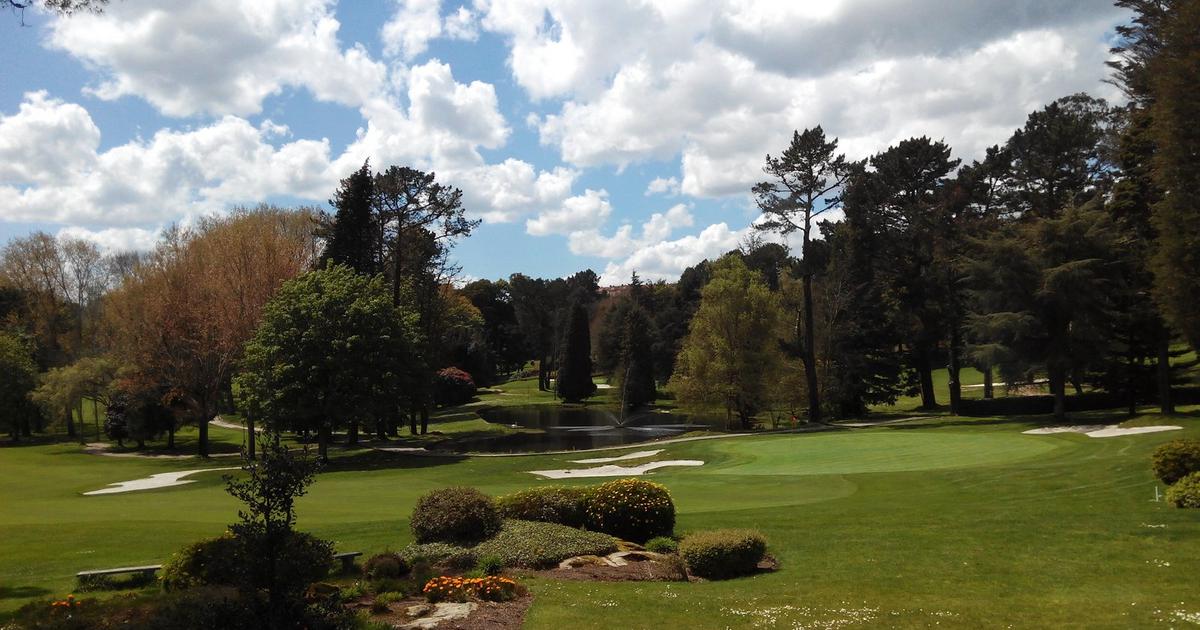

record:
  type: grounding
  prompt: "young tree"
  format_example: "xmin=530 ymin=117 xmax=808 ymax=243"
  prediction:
xmin=753 ymin=127 xmax=853 ymax=422
xmin=670 ymin=255 xmax=785 ymax=428
xmin=555 ymin=300 xmax=596 ymax=403
xmin=237 ymin=265 xmax=422 ymax=461
xmin=223 ymin=432 xmax=328 ymax=629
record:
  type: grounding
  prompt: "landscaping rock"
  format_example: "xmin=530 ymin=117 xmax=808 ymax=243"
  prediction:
xmin=558 ymin=555 xmax=606 ymax=569
xmin=405 ymin=603 xmax=434 ymax=618
xmin=400 ymin=602 xmax=477 ymax=628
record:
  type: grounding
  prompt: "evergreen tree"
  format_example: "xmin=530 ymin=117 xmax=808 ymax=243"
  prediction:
xmin=1148 ymin=0 xmax=1200 ymax=349
xmin=321 ymin=161 xmax=378 ymax=274
xmin=753 ymin=127 xmax=854 ymax=422
xmin=555 ymin=300 xmax=596 ymax=403
xmin=616 ymin=305 xmax=656 ymax=410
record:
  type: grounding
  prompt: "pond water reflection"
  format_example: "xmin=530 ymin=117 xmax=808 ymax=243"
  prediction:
xmin=463 ymin=405 xmax=727 ymax=453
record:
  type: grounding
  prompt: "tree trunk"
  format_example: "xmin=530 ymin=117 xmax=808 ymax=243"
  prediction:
xmin=409 ymin=409 xmax=418 ymax=435
xmin=1070 ymin=371 xmax=1084 ymax=396
xmin=983 ymin=366 xmax=994 ymax=399
xmin=376 ymin=419 xmax=387 ymax=441
xmin=917 ymin=347 xmax=937 ymax=409
xmin=947 ymin=327 xmax=962 ymax=416
xmin=1157 ymin=332 xmax=1175 ymax=415
xmin=245 ymin=413 xmax=255 ymax=459
xmin=1049 ymin=367 xmax=1067 ymax=422
xmin=318 ymin=424 xmax=330 ymax=462
xmin=167 ymin=424 xmax=175 ymax=450
xmin=347 ymin=420 xmax=358 ymax=446
xmin=136 ymin=438 xmax=145 ymax=450
xmin=801 ymin=272 xmax=821 ymax=423
xmin=197 ymin=417 xmax=210 ymax=458
xmin=420 ymin=405 xmax=429 ymax=435
xmin=65 ymin=404 xmax=77 ymax=440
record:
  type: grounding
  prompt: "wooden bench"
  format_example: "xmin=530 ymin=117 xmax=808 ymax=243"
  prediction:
xmin=333 ymin=551 xmax=362 ymax=572
xmin=77 ymin=564 xmax=162 ymax=584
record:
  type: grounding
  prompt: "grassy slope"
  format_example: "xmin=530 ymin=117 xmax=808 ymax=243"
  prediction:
xmin=1 ymin=403 xmax=1198 ymax=627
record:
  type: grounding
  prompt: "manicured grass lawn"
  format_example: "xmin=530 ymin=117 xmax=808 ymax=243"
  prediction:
xmin=1 ymin=406 xmax=1198 ymax=627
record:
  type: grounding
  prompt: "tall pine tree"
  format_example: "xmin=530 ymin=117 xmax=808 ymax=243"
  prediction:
xmin=555 ymin=300 xmax=596 ymax=403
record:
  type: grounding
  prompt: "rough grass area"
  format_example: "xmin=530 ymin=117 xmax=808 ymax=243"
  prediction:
xmin=1 ymin=406 xmax=1198 ymax=627
xmin=472 ymin=520 xmax=617 ymax=569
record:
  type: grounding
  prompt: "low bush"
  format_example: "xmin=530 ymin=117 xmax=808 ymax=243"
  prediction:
xmin=645 ymin=536 xmax=679 ymax=554
xmin=362 ymin=553 xmax=409 ymax=580
xmin=1167 ymin=472 xmax=1200 ymax=508
xmin=477 ymin=555 xmax=504 ymax=576
xmin=584 ymin=478 xmax=675 ymax=543
xmin=472 ymin=519 xmax=616 ymax=569
xmin=495 ymin=486 xmax=591 ymax=528
xmin=1151 ymin=439 xmax=1200 ymax=485
xmin=410 ymin=487 xmax=502 ymax=546
xmin=160 ymin=533 xmax=244 ymax=591
xmin=679 ymin=529 xmax=767 ymax=580
xmin=433 ymin=367 xmax=477 ymax=406
xmin=398 ymin=543 xmax=477 ymax=571
xmin=143 ymin=587 xmax=259 ymax=630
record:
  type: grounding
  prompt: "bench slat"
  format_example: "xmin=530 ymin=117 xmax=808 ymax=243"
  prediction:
xmin=77 ymin=565 xmax=161 ymax=577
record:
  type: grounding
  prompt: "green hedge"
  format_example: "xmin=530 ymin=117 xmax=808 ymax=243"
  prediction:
xmin=495 ymin=486 xmax=592 ymax=528
xmin=679 ymin=529 xmax=767 ymax=580
xmin=398 ymin=542 xmax=477 ymax=570
xmin=410 ymin=487 xmax=502 ymax=546
xmin=959 ymin=386 xmax=1200 ymax=417
xmin=1167 ymin=472 xmax=1200 ymax=508
xmin=1152 ymin=439 xmax=1200 ymax=485
xmin=472 ymin=520 xmax=617 ymax=569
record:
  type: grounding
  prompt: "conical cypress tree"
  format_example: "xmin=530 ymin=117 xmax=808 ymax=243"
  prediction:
xmin=322 ymin=161 xmax=377 ymax=274
xmin=617 ymin=305 xmax=657 ymax=410
xmin=556 ymin=301 xmax=596 ymax=403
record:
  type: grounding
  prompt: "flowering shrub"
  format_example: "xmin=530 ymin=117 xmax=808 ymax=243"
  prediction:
xmin=422 ymin=575 xmax=522 ymax=603
xmin=584 ymin=478 xmax=676 ymax=543
xmin=49 ymin=594 xmax=81 ymax=614
xmin=433 ymin=367 xmax=477 ymax=406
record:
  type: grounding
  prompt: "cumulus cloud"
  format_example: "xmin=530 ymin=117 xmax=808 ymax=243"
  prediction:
xmin=56 ymin=225 xmax=161 ymax=252
xmin=0 ymin=92 xmax=335 ymax=226
xmin=568 ymin=202 xmax=693 ymax=259
xmin=526 ymin=188 xmax=611 ymax=236
xmin=382 ymin=0 xmax=479 ymax=60
xmin=645 ymin=176 xmax=680 ymax=197
xmin=599 ymin=221 xmax=744 ymax=284
xmin=46 ymin=0 xmax=387 ymax=117
xmin=485 ymin=0 xmax=1125 ymax=198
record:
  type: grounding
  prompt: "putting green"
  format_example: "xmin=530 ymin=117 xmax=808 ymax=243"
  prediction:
xmin=707 ymin=429 xmax=1065 ymax=476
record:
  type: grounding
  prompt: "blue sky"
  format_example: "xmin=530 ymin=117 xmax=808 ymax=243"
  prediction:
xmin=0 ymin=0 xmax=1127 ymax=283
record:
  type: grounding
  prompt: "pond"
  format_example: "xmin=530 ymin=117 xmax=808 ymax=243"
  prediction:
xmin=462 ymin=405 xmax=729 ymax=453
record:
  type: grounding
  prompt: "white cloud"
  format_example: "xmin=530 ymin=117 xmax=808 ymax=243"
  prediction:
xmin=382 ymin=0 xmax=479 ymax=60
xmin=47 ymin=0 xmax=388 ymax=117
xmin=525 ymin=188 xmax=611 ymax=236
xmin=0 ymin=92 xmax=337 ymax=226
xmin=487 ymin=0 xmax=1124 ymax=198
xmin=56 ymin=225 xmax=161 ymax=252
xmin=599 ymin=221 xmax=744 ymax=284
xmin=645 ymin=176 xmax=680 ymax=197
xmin=568 ymin=202 xmax=693 ymax=259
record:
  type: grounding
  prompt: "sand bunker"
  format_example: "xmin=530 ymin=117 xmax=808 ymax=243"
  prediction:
xmin=83 ymin=468 xmax=239 ymax=495
xmin=529 ymin=460 xmax=703 ymax=479
xmin=1022 ymin=425 xmax=1181 ymax=438
xmin=571 ymin=449 xmax=663 ymax=464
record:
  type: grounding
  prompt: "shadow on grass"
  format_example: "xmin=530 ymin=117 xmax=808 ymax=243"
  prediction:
xmin=322 ymin=448 xmax=468 ymax=473
xmin=0 ymin=586 xmax=50 ymax=600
